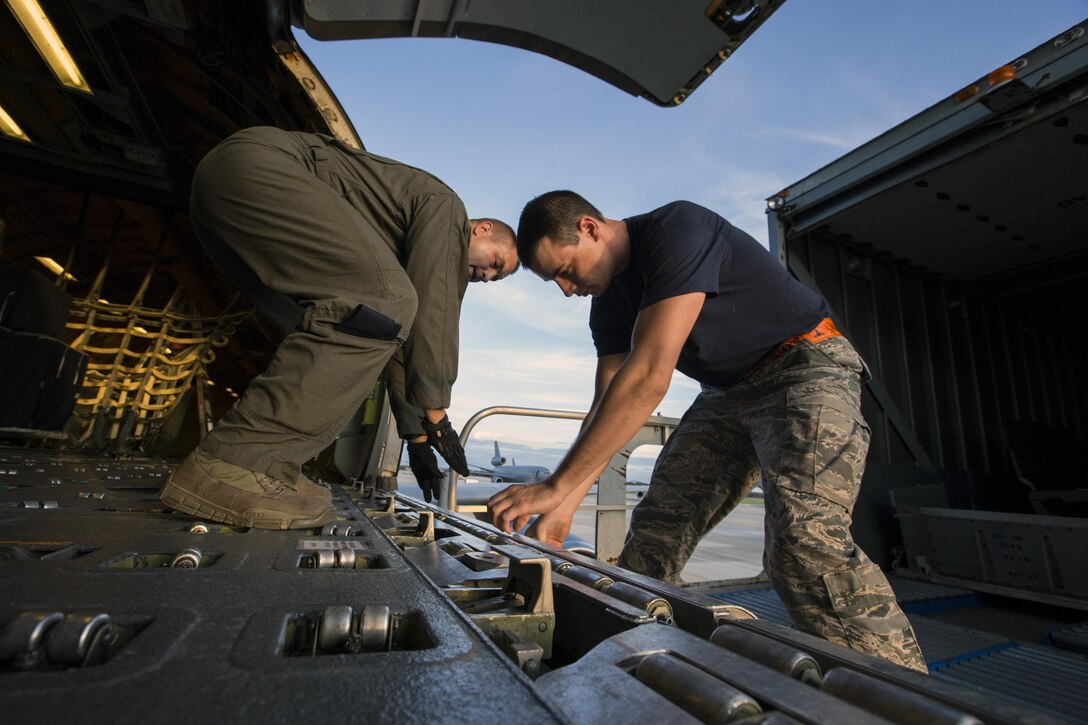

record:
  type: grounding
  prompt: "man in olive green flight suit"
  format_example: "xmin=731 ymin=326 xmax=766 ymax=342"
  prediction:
xmin=160 ymin=126 xmax=518 ymax=530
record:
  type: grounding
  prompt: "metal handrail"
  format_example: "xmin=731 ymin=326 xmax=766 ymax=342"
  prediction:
xmin=443 ymin=406 xmax=586 ymax=510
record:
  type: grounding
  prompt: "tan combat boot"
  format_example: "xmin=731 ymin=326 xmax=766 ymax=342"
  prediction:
xmin=160 ymin=450 xmax=336 ymax=530
xmin=296 ymin=474 xmax=333 ymax=500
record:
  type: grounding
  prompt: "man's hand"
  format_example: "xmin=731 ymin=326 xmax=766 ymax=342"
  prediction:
xmin=421 ymin=412 xmax=469 ymax=476
xmin=406 ymin=440 xmax=442 ymax=503
xmin=488 ymin=481 xmax=565 ymax=533
xmin=526 ymin=508 xmax=574 ymax=548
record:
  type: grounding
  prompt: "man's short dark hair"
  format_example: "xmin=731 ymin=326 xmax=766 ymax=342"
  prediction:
xmin=470 ymin=217 xmax=520 ymax=273
xmin=516 ymin=191 xmax=604 ymax=270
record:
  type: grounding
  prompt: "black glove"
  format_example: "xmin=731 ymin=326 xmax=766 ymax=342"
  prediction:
xmin=422 ymin=415 xmax=470 ymax=476
xmin=406 ymin=440 xmax=442 ymax=503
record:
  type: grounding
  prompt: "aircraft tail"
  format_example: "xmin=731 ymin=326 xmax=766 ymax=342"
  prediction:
xmin=491 ymin=441 xmax=506 ymax=467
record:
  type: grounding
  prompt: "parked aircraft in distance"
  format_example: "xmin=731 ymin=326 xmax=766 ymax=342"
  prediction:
xmin=473 ymin=441 xmax=551 ymax=483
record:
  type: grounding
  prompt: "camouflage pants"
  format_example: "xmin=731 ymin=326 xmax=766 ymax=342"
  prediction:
xmin=617 ymin=337 xmax=927 ymax=672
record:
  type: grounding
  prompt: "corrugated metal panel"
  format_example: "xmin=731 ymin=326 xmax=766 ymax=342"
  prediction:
xmin=888 ymin=576 xmax=974 ymax=601
xmin=906 ymin=614 xmax=1013 ymax=666
xmin=1046 ymin=621 xmax=1088 ymax=655
xmin=710 ymin=587 xmax=1015 ymax=668
xmin=935 ymin=644 xmax=1088 ymax=722
xmin=709 ymin=587 xmax=794 ymax=627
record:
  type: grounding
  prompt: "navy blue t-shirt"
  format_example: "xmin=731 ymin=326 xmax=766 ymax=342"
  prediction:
xmin=589 ymin=201 xmax=828 ymax=387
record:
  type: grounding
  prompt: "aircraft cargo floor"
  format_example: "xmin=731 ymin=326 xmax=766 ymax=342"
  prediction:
xmin=705 ymin=578 xmax=1088 ymax=722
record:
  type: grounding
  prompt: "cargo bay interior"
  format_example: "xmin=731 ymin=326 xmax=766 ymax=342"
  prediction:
xmin=748 ymin=31 xmax=1088 ymax=719
xmin=1 ymin=2 xmax=1086 ymax=723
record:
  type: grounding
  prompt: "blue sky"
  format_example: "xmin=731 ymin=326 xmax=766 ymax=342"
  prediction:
xmin=298 ymin=2 xmax=1086 ymax=478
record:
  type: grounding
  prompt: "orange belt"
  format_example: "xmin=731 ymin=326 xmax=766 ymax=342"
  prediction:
xmin=741 ymin=318 xmax=842 ymax=380
xmin=786 ymin=317 xmax=842 ymax=347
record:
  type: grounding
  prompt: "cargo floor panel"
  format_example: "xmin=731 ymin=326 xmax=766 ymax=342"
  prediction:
xmin=1 ymin=449 xmax=1073 ymax=724
xmin=0 ymin=450 xmax=564 ymax=723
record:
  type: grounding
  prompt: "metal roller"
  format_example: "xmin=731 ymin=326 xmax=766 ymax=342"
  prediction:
xmin=188 ymin=522 xmax=210 ymax=534
xmin=309 ymin=550 xmax=337 ymax=569
xmin=336 ymin=548 xmax=356 ymax=568
xmin=320 ymin=523 xmax=338 ymax=536
xmin=170 ymin=548 xmax=203 ymax=568
xmin=44 ymin=613 xmax=112 ymax=665
xmin=726 ymin=714 xmax=804 ymax=724
xmin=635 ymin=652 xmax=762 ymax=723
xmin=563 ymin=565 xmax=614 ymax=590
xmin=0 ymin=611 xmax=64 ymax=662
xmin=546 ymin=556 xmax=572 ymax=574
xmin=442 ymin=542 xmax=472 ymax=557
xmin=710 ymin=624 xmax=822 ymax=685
xmin=355 ymin=605 xmax=392 ymax=652
xmin=78 ymin=619 xmax=117 ymax=667
xmin=317 ymin=606 xmax=353 ymax=651
xmin=601 ymin=581 xmax=674 ymax=622
xmin=821 ymin=668 xmax=982 ymax=725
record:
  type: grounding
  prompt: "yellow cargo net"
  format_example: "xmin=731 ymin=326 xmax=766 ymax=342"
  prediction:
xmin=65 ymin=287 xmax=250 ymax=454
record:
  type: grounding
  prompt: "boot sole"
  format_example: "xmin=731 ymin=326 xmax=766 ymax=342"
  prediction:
xmin=160 ymin=479 xmax=337 ymax=531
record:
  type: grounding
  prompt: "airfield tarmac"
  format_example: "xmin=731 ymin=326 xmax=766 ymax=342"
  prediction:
xmin=568 ymin=490 xmax=766 ymax=583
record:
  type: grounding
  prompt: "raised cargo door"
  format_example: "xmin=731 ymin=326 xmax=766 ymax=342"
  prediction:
xmin=296 ymin=0 xmax=787 ymax=106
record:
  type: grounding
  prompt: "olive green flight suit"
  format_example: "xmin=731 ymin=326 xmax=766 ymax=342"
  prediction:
xmin=189 ymin=126 xmax=468 ymax=483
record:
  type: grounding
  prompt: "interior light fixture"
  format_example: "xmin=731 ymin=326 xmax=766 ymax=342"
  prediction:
xmin=0 ymin=102 xmax=30 ymax=142
xmin=34 ymin=255 xmax=77 ymax=281
xmin=5 ymin=0 xmax=93 ymax=94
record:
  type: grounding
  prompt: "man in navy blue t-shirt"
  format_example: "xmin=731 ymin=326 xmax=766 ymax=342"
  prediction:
xmin=489 ymin=190 xmax=926 ymax=672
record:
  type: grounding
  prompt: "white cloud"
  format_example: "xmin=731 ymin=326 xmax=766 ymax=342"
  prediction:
xmin=696 ymin=166 xmax=789 ymax=247
xmin=447 ymin=346 xmax=597 ymax=428
xmin=758 ymin=126 xmax=879 ymax=152
xmin=462 ymin=275 xmax=592 ymax=344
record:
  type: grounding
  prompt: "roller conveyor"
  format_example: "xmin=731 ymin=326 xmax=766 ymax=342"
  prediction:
xmin=0 ymin=449 xmax=1072 ymax=724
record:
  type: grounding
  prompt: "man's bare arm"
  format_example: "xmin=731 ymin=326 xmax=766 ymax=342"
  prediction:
xmin=557 ymin=352 xmax=625 ymax=503
xmin=490 ymin=292 xmax=705 ymax=531
xmin=531 ymin=353 xmax=624 ymax=511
